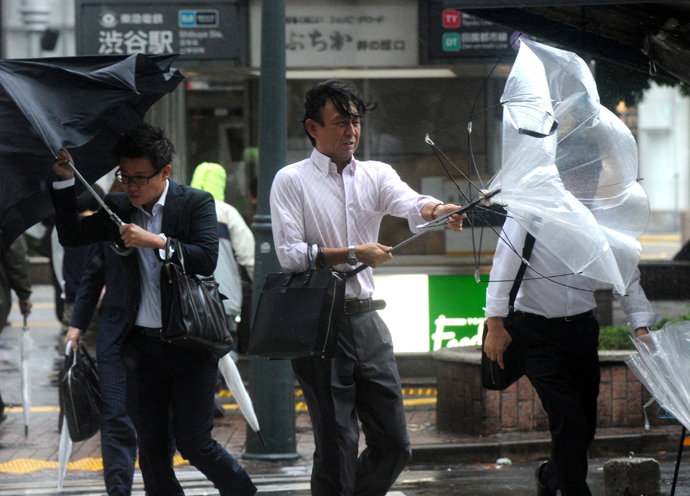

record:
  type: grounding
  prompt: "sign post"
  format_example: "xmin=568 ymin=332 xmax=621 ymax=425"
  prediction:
xmin=244 ymin=0 xmax=299 ymax=460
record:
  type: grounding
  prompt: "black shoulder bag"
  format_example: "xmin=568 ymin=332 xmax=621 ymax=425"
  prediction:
xmin=247 ymin=245 xmax=358 ymax=359
xmin=59 ymin=346 xmax=102 ymax=442
xmin=159 ymin=238 xmax=234 ymax=350
xmin=481 ymin=233 xmax=535 ymax=390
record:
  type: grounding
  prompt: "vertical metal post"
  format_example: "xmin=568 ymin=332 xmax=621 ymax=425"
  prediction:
xmin=20 ymin=0 xmax=51 ymax=58
xmin=244 ymin=0 xmax=298 ymax=459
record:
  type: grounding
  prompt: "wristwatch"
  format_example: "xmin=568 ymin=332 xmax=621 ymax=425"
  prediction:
xmin=346 ymin=245 xmax=358 ymax=266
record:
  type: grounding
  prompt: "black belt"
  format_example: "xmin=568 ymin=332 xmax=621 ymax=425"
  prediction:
xmin=344 ymin=298 xmax=386 ymax=315
xmin=132 ymin=325 xmax=162 ymax=337
xmin=515 ymin=310 xmax=594 ymax=323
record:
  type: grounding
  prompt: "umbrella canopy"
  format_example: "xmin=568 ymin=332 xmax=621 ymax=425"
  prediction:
xmin=482 ymin=39 xmax=648 ymax=294
xmin=626 ymin=322 xmax=690 ymax=431
xmin=218 ymin=355 xmax=264 ymax=445
xmin=0 ymin=53 xmax=184 ymax=249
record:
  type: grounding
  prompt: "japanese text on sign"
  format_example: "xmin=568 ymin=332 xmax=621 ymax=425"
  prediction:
xmin=79 ymin=3 xmax=245 ymax=63
xmin=250 ymin=0 xmax=418 ymax=68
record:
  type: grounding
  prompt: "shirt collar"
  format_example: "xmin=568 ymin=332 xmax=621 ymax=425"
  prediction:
xmin=133 ymin=179 xmax=170 ymax=217
xmin=310 ymin=148 xmax=356 ymax=176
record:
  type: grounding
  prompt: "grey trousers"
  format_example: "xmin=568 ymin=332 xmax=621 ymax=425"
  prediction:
xmin=292 ymin=311 xmax=411 ymax=496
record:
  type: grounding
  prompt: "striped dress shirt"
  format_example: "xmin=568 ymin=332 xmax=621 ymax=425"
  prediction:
xmin=270 ymin=148 xmax=439 ymax=299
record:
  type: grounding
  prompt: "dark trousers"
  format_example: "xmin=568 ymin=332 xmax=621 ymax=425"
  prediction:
xmin=512 ymin=311 xmax=600 ymax=496
xmin=122 ymin=332 xmax=256 ymax=496
xmin=98 ymin=329 xmax=136 ymax=496
xmin=292 ymin=311 xmax=411 ymax=496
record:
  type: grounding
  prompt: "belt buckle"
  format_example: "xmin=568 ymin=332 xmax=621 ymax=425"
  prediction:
xmin=345 ymin=299 xmax=369 ymax=315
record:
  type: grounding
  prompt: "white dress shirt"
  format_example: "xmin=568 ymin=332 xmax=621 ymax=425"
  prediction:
xmin=485 ymin=216 xmax=661 ymax=333
xmin=270 ymin=149 xmax=439 ymax=299
xmin=132 ymin=181 xmax=169 ymax=328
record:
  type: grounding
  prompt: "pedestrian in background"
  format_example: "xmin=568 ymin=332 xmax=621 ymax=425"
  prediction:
xmin=56 ymin=188 xmax=103 ymax=356
xmin=190 ymin=161 xmax=254 ymax=359
xmin=270 ymin=79 xmax=465 ymax=496
xmin=50 ymin=123 xmax=256 ymax=496
xmin=0 ymin=234 xmax=33 ymax=424
xmin=65 ymin=181 xmax=138 ymax=496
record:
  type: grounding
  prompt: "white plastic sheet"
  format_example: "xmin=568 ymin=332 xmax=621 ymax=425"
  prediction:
xmin=485 ymin=39 xmax=649 ymax=293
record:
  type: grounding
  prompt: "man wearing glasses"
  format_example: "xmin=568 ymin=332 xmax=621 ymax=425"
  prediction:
xmin=50 ymin=123 xmax=256 ymax=496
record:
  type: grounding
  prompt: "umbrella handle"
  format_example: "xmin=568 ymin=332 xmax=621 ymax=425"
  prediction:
xmin=66 ymin=161 xmax=134 ymax=257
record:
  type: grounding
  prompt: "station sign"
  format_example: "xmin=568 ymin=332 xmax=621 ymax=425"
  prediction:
xmin=424 ymin=0 xmax=520 ymax=62
xmin=75 ymin=0 xmax=248 ymax=65
xmin=249 ymin=0 xmax=418 ymax=68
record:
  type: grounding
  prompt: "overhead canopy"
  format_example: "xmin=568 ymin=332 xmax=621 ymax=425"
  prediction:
xmin=447 ymin=0 xmax=690 ymax=85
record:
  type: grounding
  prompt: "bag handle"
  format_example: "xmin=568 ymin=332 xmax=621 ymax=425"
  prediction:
xmin=163 ymin=237 xmax=186 ymax=275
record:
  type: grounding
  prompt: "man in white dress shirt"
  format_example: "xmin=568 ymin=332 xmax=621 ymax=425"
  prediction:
xmin=483 ymin=215 xmax=661 ymax=496
xmin=270 ymin=80 xmax=464 ymax=496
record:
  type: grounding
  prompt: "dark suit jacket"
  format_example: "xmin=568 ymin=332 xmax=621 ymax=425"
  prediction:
xmin=70 ymin=241 xmax=127 ymax=350
xmin=51 ymin=180 xmax=218 ymax=329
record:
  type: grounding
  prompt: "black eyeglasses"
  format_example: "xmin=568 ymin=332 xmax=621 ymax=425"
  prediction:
xmin=115 ymin=169 xmax=161 ymax=186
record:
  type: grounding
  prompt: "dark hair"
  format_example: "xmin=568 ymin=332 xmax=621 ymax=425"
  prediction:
xmin=110 ymin=123 xmax=175 ymax=172
xmin=301 ymin=80 xmax=377 ymax=147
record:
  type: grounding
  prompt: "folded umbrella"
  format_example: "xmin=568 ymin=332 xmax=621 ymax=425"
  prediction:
xmin=20 ymin=313 xmax=32 ymax=437
xmin=218 ymin=354 xmax=264 ymax=445
xmin=57 ymin=344 xmax=74 ymax=491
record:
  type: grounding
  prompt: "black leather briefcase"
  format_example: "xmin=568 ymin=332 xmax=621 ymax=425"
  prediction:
xmin=247 ymin=269 xmax=346 ymax=359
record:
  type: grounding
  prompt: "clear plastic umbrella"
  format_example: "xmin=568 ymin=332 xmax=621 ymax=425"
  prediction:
xmin=420 ymin=39 xmax=649 ymax=294
xmin=626 ymin=322 xmax=690 ymax=431
xmin=57 ymin=419 xmax=72 ymax=491
xmin=57 ymin=343 xmax=74 ymax=491
xmin=20 ymin=313 xmax=32 ymax=436
xmin=218 ymin=354 xmax=264 ymax=445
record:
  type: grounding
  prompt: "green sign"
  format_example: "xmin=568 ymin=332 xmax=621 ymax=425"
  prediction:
xmin=442 ymin=32 xmax=461 ymax=52
xmin=428 ymin=274 xmax=486 ymax=351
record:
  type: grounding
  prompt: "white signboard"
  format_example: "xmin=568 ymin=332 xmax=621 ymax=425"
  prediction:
xmin=250 ymin=0 xmax=418 ymax=68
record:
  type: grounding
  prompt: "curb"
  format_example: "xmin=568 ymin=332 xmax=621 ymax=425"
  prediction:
xmin=410 ymin=429 xmax=682 ymax=466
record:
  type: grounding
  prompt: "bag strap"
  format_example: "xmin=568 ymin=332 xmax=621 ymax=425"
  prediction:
xmin=163 ymin=237 xmax=186 ymax=274
xmin=508 ymin=233 xmax=536 ymax=312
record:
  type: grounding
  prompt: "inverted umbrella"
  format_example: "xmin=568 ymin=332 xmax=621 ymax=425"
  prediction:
xmin=0 ymin=53 xmax=184 ymax=249
xmin=420 ymin=39 xmax=648 ymax=293
xmin=625 ymin=322 xmax=690 ymax=432
xmin=20 ymin=313 xmax=32 ymax=436
xmin=218 ymin=354 xmax=264 ymax=445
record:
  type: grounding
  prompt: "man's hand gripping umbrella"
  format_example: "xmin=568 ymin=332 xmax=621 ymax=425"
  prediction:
xmin=53 ymin=149 xmax=134 ymax=256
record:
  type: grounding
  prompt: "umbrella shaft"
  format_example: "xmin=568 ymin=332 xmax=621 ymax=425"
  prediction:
xmin=67 ymin=161 xmax=124 ymax=227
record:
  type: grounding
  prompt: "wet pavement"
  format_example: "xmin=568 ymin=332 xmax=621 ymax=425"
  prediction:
xmin=1 ymin=285 xmax=690 ymax=495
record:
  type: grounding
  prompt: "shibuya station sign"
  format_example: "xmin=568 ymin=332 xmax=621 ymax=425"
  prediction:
xmin=76 ymin=0 xmax=248 ymax=64
xmin=249 ymin=0 xmax=418 ymax=68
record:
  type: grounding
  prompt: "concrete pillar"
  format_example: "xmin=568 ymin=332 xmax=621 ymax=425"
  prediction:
xmin=604 ymin=457 xmax=660 ymax=496
xmin=19 ymin=0 xmax=52 ymax=58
